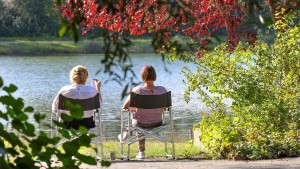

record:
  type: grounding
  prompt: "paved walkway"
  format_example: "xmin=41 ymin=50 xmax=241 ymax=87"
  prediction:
xmin=79 ymin=157 xmax=300 ymax=169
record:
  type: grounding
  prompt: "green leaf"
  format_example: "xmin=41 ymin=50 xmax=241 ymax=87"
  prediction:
xmin=58 ymin=25 xmax=67 ymax=37
xmin=210 ymin=85 xmax=217 ymax=92
xmin=70 ymin=104 xmax=83 ymax=119
xmin=14 ymin=153 xmax=37 ymax=169
xmin=3 ymin=84 xmax=18 ymax=93
xmin=101 ymin=160 xmax=112 ymax=167
xmin=63 ymin=141 xmax=80 ymax=154
xmin=24 ymin=106 xmax=34 ymax=112
xmin=77 ymin=134 xmax=92 ymax=147
xmin=78 ymin=125 xmax=88 ymax=134
xmin=6 ymin=147 xmax=19 ymax=157
xmin=53 ymin=120 xmax=66 ymax=128
xmin=30 ymin=139 xmax=43 ymax=155
xmin=59 ymin=128 xmax=72 ymax=139
xmin=23 ymin=123 xmax=35 ymax=137
xmin=70 ymin=22 xmax=79 ymax=42
xmin=16 ymin=112 xmax=28 ymax=121
xmin=0 ymin=111 xmax=8 ymax=120
xmin=0 ymin=77 xmax=3 ymax=87
xmin=0 ymin=158 xmax=10 ymax=168
xmin=233 ymin=117 xmax=239 ymax=122
xmin=56 ymin=0 xmax=62 ymax=6
xmin=0 ymin=96 xmax=24 ymax=109
xmin=33 ymin=113 xmax=46 ymax=123
xmin=75 ymin=153 xmax=97 ymax=165
xmin=11 ymin=118 xmax=23 ymax=130
xmin=61 ymin=113 xmax=73 ymax=122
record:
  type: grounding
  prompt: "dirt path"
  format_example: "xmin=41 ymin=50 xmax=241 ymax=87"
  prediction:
xmin=78 ymin=157 xmax=300 ymax=169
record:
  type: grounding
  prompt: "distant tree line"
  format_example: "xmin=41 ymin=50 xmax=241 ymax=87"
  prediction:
xmin=0 ymin=0 xmax=61 ymax=37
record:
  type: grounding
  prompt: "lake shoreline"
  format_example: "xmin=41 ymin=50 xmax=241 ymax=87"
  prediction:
xmin=0 ymin=38 xmax=154 ymax=56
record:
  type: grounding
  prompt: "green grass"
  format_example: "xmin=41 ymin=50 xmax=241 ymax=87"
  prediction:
xmin=0 ymin=37 xmax=154 ymax=55
xmin=79 ymin=140 xmax=205 ymax=160
xmin=0 ymin=35 xmax=226 ymax=55
xmin=0 ymin=36 xmax=72 ymax=42
xmin=4 ymin=138 xmax=205 ymax=162
xmin=0 ymin=41 xmax=83 ymax=55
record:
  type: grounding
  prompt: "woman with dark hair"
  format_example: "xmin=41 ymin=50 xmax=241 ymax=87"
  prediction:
xmin=122 ymin=65 xmax=167 ymax=159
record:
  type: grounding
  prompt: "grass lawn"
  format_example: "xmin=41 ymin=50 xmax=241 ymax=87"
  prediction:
xmin=0 ymin=40 xmax=83 ymax=55
xmin=79 ymin=140 xmax=205 ymax=160
xmin=0 ymin=36 xmax=153 ymax=55
xmin=0 ymin=35 xmax=226 ymax=55
xmin=3 ymin=138 xmax=205 ymax=164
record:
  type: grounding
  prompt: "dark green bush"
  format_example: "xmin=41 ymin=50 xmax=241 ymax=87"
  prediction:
xmin=0 ymin=76 xmax=110 ymax=168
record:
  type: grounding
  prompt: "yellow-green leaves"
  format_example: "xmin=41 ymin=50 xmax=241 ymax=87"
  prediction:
xmin=185 ymin=15 xmax=300 ymax=160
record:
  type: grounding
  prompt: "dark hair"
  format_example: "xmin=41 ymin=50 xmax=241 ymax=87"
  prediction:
xmin=141 ymin=65 xmax=156 ymax=81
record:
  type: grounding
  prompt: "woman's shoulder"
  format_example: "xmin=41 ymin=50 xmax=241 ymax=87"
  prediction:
xmin=80 ymin=85 xmax=98 ymax=93
xmin=60 ymin=85 xmax=96 ymax=92
xmin=60 ymin=85 xmax=74 ymax=91
xmin=132 ymin=86 xmax=143 ymax=93
xmin=132 ymin=85 xmax=167 ymax=94
xmin=155 ymin=86 xmax=167 ymax=92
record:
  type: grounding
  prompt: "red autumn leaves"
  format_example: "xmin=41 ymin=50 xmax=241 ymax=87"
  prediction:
xmin=59 ymin=0 xmax=259 ymax=53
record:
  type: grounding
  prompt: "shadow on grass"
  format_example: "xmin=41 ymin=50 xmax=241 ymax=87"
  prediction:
xmin=109 ymin=156 xmax=211 ymax=164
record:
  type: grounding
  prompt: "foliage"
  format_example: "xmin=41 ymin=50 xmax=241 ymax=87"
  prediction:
xmin=59 ymin=0 xmax=255 ymax=50
xmin=183 ymin=16 xmax=300 ymax=159
xmin=0 ymin=76 xmax=110 ymax=168
xmin=55 ymin=0 xmax=300 ymax=96
xmin=58 ymin=0 xmax=300 ymax=50
xmin=0 ymin=0 xmax=61 ymax=37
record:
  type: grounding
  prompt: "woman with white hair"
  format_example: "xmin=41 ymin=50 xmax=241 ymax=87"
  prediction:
xmin=52 ymin=65 xmax=102 ymax=129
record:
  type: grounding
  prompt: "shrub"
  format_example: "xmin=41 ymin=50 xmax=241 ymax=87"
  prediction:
xmin=0 ymin=76 xmax=110 ymax=168
xmin=183 ymin=16 xmax=300 ymax=159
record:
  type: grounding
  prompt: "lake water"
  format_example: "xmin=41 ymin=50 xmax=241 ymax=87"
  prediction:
xmin=0 ymin=54 xmax=205 ymax=141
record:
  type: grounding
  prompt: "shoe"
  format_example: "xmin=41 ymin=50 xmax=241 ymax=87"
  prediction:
xmin=136 ymin=151 xmax=145 ymax=159
xmin=118 ymin=131 xmax=128 ymax=142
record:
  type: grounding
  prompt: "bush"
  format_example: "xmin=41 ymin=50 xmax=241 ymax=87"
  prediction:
xmin=183 ymin=16 xmax=300 ymax=160
xmin=0 ymin=76 xmax=110 ymax=168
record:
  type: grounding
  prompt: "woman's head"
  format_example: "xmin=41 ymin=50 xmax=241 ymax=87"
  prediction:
xmin=141 ymin=65 xmax=156 ymax=82
xmin=70 ymin=65 xmax=89 ymax=84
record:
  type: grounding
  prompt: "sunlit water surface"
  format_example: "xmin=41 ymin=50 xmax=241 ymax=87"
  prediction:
xmin=0 ymin=54 xmax=205 ymax=141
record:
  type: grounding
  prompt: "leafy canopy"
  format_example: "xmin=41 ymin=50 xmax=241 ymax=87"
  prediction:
xmin=55 ymin=0 xmax=299 ymax=96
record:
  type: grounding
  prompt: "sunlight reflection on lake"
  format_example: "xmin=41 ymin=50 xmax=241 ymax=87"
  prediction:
xmin=0 ymin=54 xmax=205 ymax=141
